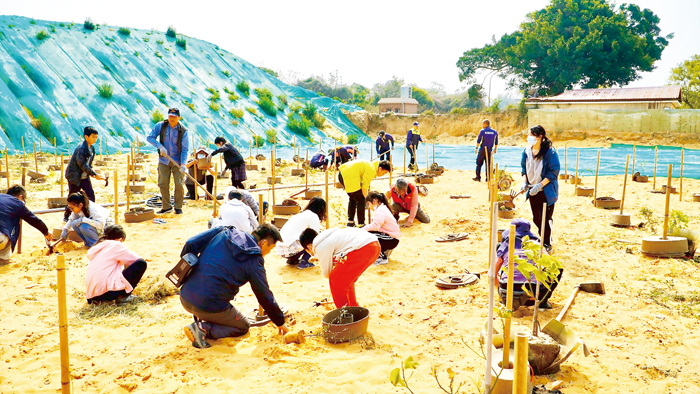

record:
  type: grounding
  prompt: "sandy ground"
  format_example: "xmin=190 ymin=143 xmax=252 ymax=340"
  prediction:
xmin=2 ymin=151 xmax=700 ymax=394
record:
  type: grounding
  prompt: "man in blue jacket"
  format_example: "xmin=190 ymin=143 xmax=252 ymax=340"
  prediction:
xmin=406 ymin=122 xmax=422 ymax=170
xmin=473 ymin=119 xmax=498 ymax=182
xmin=63 ymin=126 xmax=105 ymax=221
xmin=376 ymin=130 xmax=394 ymax=161
xmin=179 ymin=224 xmax=288 ymax=348
xmin=147 ymin=108 xmax=189 ymax=215
xmin=1 ymin=185 xmax=52 ymax=264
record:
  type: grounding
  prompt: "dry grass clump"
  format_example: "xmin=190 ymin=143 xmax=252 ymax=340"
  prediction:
xmin=134 ymin=275 xmax=179 ymax=304
xmin=76 ymin=302 xmax=144 ymax=327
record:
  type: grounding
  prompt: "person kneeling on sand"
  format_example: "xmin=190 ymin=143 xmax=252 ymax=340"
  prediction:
xmin=59 ymin=191 xmax=114 ymax=247
xmin=0 ymin=185 xmax=53 ymax=265
xmin=179 ymin=224 xmax=288 ymax=349
xmin=299 ymin=227 xmax=380 ymax=308
xmin=209 ymin=190 xmax=258 ymax=233
xmin=388 ymin=178 xmax=430 ymax=228
xmin=363 ymin=191 xmax=401 ymax=266
xmin=276 ymin=197 xmax=326 ymax=269
xmin=85 ymin=225 xmax=147 ymax=305
xmin=493 ymin=218 xmax=563 ymax=310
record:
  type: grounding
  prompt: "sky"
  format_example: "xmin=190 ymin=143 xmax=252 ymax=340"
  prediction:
xmin=1 ymin=0 xmax=698 ymax=100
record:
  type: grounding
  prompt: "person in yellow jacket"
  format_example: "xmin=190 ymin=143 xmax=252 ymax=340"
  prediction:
xmin=338 ymin=160 xmax=392 ymax=226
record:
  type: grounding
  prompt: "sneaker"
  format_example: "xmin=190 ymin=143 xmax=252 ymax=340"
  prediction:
xmin=538 ymin=301 xmax=553 ymax=310
xmin=297 ymin=260 xmax=316 ymax=269
xmin=175 ymin=209 xmax=183 ymax=215
xmin=157 ymin=207 xmax=174 ymax=214
xmin=544 ymin=244 xmax=553 ymax=254
xmin=286 ymin=256 xmax=301 ymax=265
xmin=347 ymin=221 xmax=356 ymax=227
xmin=184 ymin=322 xmax=211 ymax=349
xmin=373 ymin=257 xmax=389 ymax=266
xmin=116 ymin=295 xmax=138 ymax=305
xmin=472 ymin=177 xmax=481 ymax=182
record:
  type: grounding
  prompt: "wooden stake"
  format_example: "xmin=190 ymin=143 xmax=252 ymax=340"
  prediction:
xmin=594 ymin=151 xmax=600 ymax=202
xmin=632 ymin=144 xmax=636 ymax=175
xmin=403 ymin=145 xmax=406 ymax=176
xmin=662 ymin=164 xmax=672 ymax=240
xmin=33 ymin=142 xmax=38 ymax=172
xmin=56 ymin=253 xmax=71 ymax=394
xmin=271 ymin=150 xmax=276 ymax=205
xmin=258 ymin=194 xmax=264 ymax=224
xmin=5 ymin=149 xmax=10 ymax=189
xmin=305 ymin=150 xmax=308 ymax=190
xmin=680 ymin=149 xmax=684 ymax=202
xmin=130 ymin=144 xmax=135 ymax=186
xmin=653 ymin=146 xmax=658 ymax=190
xmin=620 ymin=155 xmax=629 ymax=214
xmin=17 ymin=222 xmax=22 ymax=254
xmin=513 ymin=332 xmax=528 ymax=394
xmin=213 ymin=164 xmax=218 ymax=218
xmin=114 ymin=170 xmax=119 ymax=225
xmin=54 ymin=137 xmax=58 ymax=165
xmin=564 ymin=145 xmax=567 ymax=178
xmin=126 ymin=156 xmax=131 ymax=213
xmin=426 ymin=139 xmax=429 ymax=170
xmin=502 ymin=224 xmax=516 ymax=368
xmin=249 ymin=140 xmax=252 ymax=165
xmin=325 ymin=168 xmax=329 ymax=230
xmin=21 ymin=167 xmax=26 ymax=187
xmin=21 ymin=136 xmax=26 ymax=158
xmin=60 ymin=154 xmax=64 ymax=197
xmin=136 ymin=137 xmax=140 ymax=155
xmin=193 ymin=161 xmax=198 ymax=201
xmin=573 ymin=149 xmax=579 ymax=194
xmin=432 ymin=142 xmax=435 ymax=165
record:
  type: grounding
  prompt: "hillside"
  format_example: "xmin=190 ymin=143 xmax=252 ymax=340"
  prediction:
xmin=0 ymin=16 xmax=365 ymax=154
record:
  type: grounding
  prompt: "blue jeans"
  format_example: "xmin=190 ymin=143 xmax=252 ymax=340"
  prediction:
xmin=74 ymin=222 xmax=100 ymax=247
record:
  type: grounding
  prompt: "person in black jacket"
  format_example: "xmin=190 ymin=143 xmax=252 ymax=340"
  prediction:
xmin=0 ymin=185 xmax=52 ymax=264
xmin=64 ymin=127 xmax=104 ymax=221
xmin=179 ymin=224 xmax=288 ymax=349
xmin=209 ymin=137 xmax=246 ymax=189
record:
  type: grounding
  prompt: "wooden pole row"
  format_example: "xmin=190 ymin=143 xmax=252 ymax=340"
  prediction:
xmin=662 ymin=164 xmax=672 ymax=240
xmin=619 ymin=155 xmax=629 ymax=214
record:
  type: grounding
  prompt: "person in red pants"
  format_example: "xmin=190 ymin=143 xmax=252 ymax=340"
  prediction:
xmin=299 ymin=228 xmax=380 ymax=308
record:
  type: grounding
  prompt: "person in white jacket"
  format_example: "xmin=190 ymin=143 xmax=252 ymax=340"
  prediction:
xmin=299 ymin=227 xmax=380 ymax=308
xmin=276 ymin=197 xmax=326 ymax=269
xmin=210 ymin=190 xmax=258 ymax=233
xmin=59 ymin=191 xmax=113 ymax=247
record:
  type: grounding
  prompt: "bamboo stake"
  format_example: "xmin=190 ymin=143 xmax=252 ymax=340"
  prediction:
xmin=258 ymin=194 xmax=264 ymax=224
xmin=513 ymin=332 xmax=528 ymax=394
xmin=426 ymin=139 xmax=429 ymax=170
xmin=17 ymin=222 xmax=22 ymax=254
xmin=21 ymin=167 xmax=26 ymax=187
xmin=131 ymin=144 xmax=135 ymax=186
xmin=662 ymin=164 xmax=672 ymax=240
xmin=564 ymin=145 xmax=567 ymax=178
xmin=632 ymin=144 xmax=636 ymax=175
xmin=653 ymin=146 xmax=658 ymax=190
xmin=126 ymin=156 xmax=131 ymax=213
xmin=5 ymin=149 xmax=10 ymax=189
xmin=325 ymin=168 xmax=329 ymax=230
xmin=620 ymin=155 xmax=629 ymax=214
xmin=531 ymin=201 xmax=547 ymax=337
xmin=484 ymin=200 xmax=498 ymax=388
xmin=594 ymin=151 xmax=600 ymax=202
xmin=193 ymin=161 xmax=198 ymax=201
xmin=502 ymin=224 xmax=516 ymax=368
xmin=432 ymin=142 xmax=435 ymax=165
xmin=680 ymin=149 xmax=684 ymax=202
xmin=213 ymin=164 xmax=218 ymax=218
xmin=60 ymin=154 xmax=64 ymax=197
xmin=114 ymin=170 xmax=119 ymax=225
xmin=56 ymin=253 xmax=71 ymax=394
xmin=271 ymin=150 xmax=275 ymax=205
xmin=136 ymin=136 xmax=140 ymax=155
xmin=403 ymin=145 xmax=407 ymax=176
xmin=21 ymin=136 xmax=26 ymax=158
xmin=33 ymin=142 xmax=38 ymax=172
xmin=249 ymin=140 xmax=252 ymax=165
xmin=573 ymin=149 xmax=579 ymax=194
xmin=305 ymin=150 xmax=309 ymax=190
xmin=54 ymin=137 xmax=58 ymax=165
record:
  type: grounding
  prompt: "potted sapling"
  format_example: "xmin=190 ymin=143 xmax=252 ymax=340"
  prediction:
xmin=634 ymin=161 xmax=649 ymax=183
xmin=668 ymin=210 xmax=698 ymax=258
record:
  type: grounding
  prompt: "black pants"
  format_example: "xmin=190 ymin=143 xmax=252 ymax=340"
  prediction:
xmin=499 ymin=268 xmax=563 ymax=306
xmin=369 ymin=231 xmax=399 ymax=255
xmin=347 ymin=190 xmax=366 ymax=224
xmin=186 ymin=175 xmax=214 ymax=200
xmin=408 ymin=145 xmax=417 ymax=166
xmin=87 ymin=259 xmax=147 ymax=303
xmin=379 ymin=151 xmax=391 ymax=162
xmin=529 ymin=191 xmax=555 ymax=248
xmin=475 ymin=148 xmax=492 ymax=181
xmin=64 ymin=179 xmax=95 ymax=220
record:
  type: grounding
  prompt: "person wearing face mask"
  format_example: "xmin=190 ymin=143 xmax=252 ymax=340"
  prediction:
xmin=515 ymin=125 xmax=560 ymax=252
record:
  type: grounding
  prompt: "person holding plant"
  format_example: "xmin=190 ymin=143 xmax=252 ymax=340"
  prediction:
xmin=59 ymin=191 xmax=114 ymax=247
xmin=363 ymin=191 xmax=401 ymax=265
xmin=388 ymin=178 xmax=430 ymax=227
xmin=473 ymin=119 xmax=498 ymax=182
xmin=276 ymin=197 xmax=326 ymax=269
xmin=515 ymin=125 xmax=560 ymax=252
xmin=85 ymin=224 xmax=147 ymax=305
xmin=64 ymin=126 xmax=105 ymax=222
xmin=0 ymin=185 xmax=52 ymax=265
xmin=338 ymin=160 xmax=392 ymax=227
xmin=494 ymin=218 xmax=563 ymax=309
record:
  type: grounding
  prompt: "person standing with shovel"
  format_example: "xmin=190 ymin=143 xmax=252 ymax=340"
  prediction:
xmin=406 ymin=122 xmax=422 ymax=171
xmin=147 ymin=108 xmax=189 ymax=214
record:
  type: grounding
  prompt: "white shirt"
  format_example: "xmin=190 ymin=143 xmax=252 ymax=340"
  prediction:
xmin=312 ymin=228 xmax=378 ymax=278
xmin=214 ymin=199 xmax=258 ymax=233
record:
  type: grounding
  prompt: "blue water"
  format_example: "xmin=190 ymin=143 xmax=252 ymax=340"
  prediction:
xmin=263 ymin=143 xmax=696 ymax=179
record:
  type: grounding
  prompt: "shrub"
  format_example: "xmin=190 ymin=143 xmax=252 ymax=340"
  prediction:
xmin=207 ymin=88 xmax=220 ymax=101
xmin=257 ymin=97 xmax=277 ymax=117
xmin=277 ymin=94 xmax=288 ymax=107
xmin=166 ymin=26 xmax=177 ymax=37
xmin=158 ymin=92 xmax=166 ymax=104
xmin=155 ymin=51 xmax=162 ymax=58
xmin=84 ymin=18 xmax=95 ymax=31
xmin=32 ymin=113 xmax=52 ymax=139
xmin=265 ymin=128 xmax=278 ymax=144
xmin=289 ymin=102 xmax=302 ymax=114
xmin=49 ymin=25 xmax=56 ymax=33
xmin=209 ymin=102 xmax=220 ymax=112
xmin=183 ymin=100 xmax=195 ymax=112
xmin=254 ymin=87 xmax=273 ymax=101
xmin=228 ymin=92 xmax=239 ymax=102
xmin=151 ymin=109 xmax=164 ymax=123
xmin=485 ymin=98 xmax=502 ymax=114
xmin=222 ymin=70 xmax=231 ymax=77
xmin=246 ymin=107 xmax=258 ymax=116
xmin=236 ymin=80 xmax=250 ymax=96
xmin=30 ymin=20 xmax=36 ymax=25
xmin=347 ymin=135 xmax=359 ymax=145
xmin=229 ymin=108 xmax=244 ymax=118
xmin=176 ymin=37 xmax=186 ymax=49
xmin=253 ymin=135 xmax=265 ymax=148
xmin=422 ymin=109 xmax=435 ymax=116
xmin=302 ymin=102 xmax=318 ymax=120
xmin=287 ymin=115 xmax=311 ymax=138
xmin=118 ymin=27 xmax=131 ymax=36
xmin=97 ymin=83 xmax=113 ymax=98
xmin=36 ymin=30 xmax=48 ymax=40
xmin=312 ymin=113 xmax=325 ymax=129
xmin=156 ymin=39 xmax=163 ymax=45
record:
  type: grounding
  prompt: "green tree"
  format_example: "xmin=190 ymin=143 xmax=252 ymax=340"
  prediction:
xmin=456 ymin=0 xmax=672 ymax=96
xmin=412 ymin=86 xmax=434 ymax=112
xmin=669 ymin=54 xmax=700 ymax=108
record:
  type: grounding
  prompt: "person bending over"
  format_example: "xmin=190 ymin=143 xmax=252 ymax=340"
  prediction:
xmin=210 ymin=190 xmax=258 ymax=233
xmin=179 ymin=224 xmax=288 ymax=349
xmin=494 ymin=218 xmax=563 ymax=310
xmin=363 ymin=191 xmax=401 ymax=265
xmin=60 ymin=191 xmax=114 ymax=247
xmin=85 ymin=225 xmax=147 ymax=305
xmin=64 ymin=126 xmax=105 ymax=221
xmin=309 ymin=150 xmax=329 ymax=171
xmin=209 ymin=137 xmax=247 ymax=189
xmin=276 ymin=197 xmax=326 ymax=269
xmin=221 ymin=186 xmax=262 ymax=217
xmin=376 ymin=130 xmax=394 ymax=161
xmin=184 ymin=157 xmax=214 ymax=200
xmin=388 ymin=178 xmax=430 ymax=227
xmin=338 ymin=160 xmax=392 ymax=226
xmin=300 ymin=227 xmax=380 ymax=308
xmin=0 ymin=185 xmax=52 ymax=265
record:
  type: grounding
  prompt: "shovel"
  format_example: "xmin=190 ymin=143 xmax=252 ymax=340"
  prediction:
xmin=541 ymin=282 xmax=605 ymax=369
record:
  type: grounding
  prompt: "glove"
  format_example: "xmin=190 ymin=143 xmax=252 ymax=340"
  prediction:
xmin=520 ymin=182 xmax=529 ymax=193
xmin=180 ymin=165 xmax=188 ymax=174
xmin=529 ymin=183 xmax=543 ymax=196
xmin=206 ymin=154 xmax=213 ymax=162
xmin=158 ymin=146 xmax=167 ymax=156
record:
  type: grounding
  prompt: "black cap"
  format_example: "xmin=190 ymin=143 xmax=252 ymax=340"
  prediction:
xmin=379 ymin=130 xmax=385 ymax=135
xmin=168 ymin=108 xmax=180 ymax=116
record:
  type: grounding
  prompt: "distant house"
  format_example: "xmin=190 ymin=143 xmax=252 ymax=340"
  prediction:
xmin=525 ymin=86 xmax=682 ymax=110
xmin=378 ymin=85 xmax=419 ymax=114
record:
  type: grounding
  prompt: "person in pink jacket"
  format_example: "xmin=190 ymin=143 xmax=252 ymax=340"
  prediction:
xmin=363 ymin=191 xmax=401 ymax=265
xmin=85 ymin=225 xmax=147 ymax=305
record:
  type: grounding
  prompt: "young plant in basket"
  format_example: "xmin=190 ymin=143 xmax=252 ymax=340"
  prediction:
xmin=513 ymin=236 xmax=563 ymax=336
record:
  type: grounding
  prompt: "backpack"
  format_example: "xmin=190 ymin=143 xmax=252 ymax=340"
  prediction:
xmin=159 ymin=121 xmax=187 ymax=155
